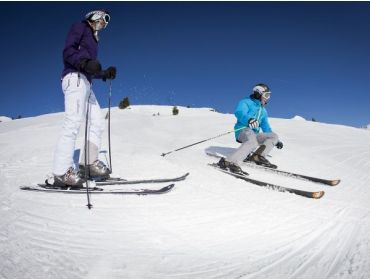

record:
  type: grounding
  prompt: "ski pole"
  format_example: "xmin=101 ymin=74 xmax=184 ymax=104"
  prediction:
xmin=108 ymin=80 xmax=112 ymax=173
xmin=161 ymin=126 xmax=247 ymax=157
xmin=85 ymin=87 xmax=93 ymax=209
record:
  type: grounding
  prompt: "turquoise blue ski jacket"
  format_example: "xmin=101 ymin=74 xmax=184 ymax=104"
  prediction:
xmin=234 ymin=97 xmax=272 ymax=140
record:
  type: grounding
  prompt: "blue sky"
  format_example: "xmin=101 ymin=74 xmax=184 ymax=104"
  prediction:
xmin=1 ymin=1 xmax=370 ymax=127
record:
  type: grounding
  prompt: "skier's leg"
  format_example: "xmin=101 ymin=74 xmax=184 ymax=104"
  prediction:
xmin=79 ymin=88 xmax=110 ymax=178
xmin=79 ymin=90 xmax=105 ymax=165
xmin=226 ymin=128 xmax=258 ymax=165
xmin=53 ymin=73 xmax=89 ymax=176
xmin=88 ymin=90 xmax=105 ymax=161
xmin=256 ymin=132 xmax=279 ymax=156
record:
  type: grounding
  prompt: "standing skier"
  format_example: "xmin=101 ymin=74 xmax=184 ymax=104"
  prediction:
xmin=53 ymin=10 xmax=117 ymax=186
xmin=218 ymin=83 xmax=283 ymax=173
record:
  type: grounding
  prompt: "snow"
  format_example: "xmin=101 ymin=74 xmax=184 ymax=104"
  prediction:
xmin=292 ymin=115 xmax=306 ymax=121
xmin=1 ymin=105 xmax=370 ymax=278
xmin=0 ymin=116 xmax=12 ymax=122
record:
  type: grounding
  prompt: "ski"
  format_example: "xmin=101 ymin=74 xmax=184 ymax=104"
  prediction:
xmin=206 ymin=152 xmax=340 ymax=186
xmin=20 ymin=183 xmax=175 ymax=195
xmin=209 ymin=163 xmax=325 ymax=199
xmin=242 ymin=162 xmax=340 ymax=186
xmin=44 ymin=172 xmax=190 ymax=186
xmin=95 ymin=172 xmax=190 ymax=186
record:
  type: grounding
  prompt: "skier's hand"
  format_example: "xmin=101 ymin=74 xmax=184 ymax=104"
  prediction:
xmin=276 ymin=141 xmax=283 ymax=149
xmin=248 ymin=118 xmax=259 ymax=129
xmin=79 ymin=59 xmax=102 ymax=75
xmin=101 ymin=66 xmax=117 ymax=81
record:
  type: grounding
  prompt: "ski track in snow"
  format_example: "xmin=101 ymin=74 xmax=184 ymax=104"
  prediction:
xmin=1 ymin=106 xmax=370 ymax=278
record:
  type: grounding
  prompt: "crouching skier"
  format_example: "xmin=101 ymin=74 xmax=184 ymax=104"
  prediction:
xmin=218 ymin=83 xmax=283 ymax=173
xmin=52 ymin=10 xmax=117 ymax=186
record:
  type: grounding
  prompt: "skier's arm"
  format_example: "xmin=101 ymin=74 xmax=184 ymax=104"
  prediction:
xmin=63 ymin=23 xmax=90 ymax=69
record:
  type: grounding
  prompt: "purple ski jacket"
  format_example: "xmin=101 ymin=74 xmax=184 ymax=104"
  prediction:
xmin=61 ymin=21 xmax=98 ymax=83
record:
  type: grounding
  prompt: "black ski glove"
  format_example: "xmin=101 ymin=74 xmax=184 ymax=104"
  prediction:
xmin=276 ymin=141 xmax=283 ymax=149
xmin=78 ymin=59 xmax=102 ymax=75
xmin=101 ymin=66 xmax=117 ymax=81
xmin=248 ymin=118 xmax=259 ymax=129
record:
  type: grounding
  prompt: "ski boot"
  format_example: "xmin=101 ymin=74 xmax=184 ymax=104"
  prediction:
xmin=244 ymin=145 xmax=277 ymax=169
xmin=217 ymin=158 xmax=247 ymax=175
xmin=53 ymin=167 xmax=86 ymax=187
xmin=79 ymin=160 xmax=111 ymax=180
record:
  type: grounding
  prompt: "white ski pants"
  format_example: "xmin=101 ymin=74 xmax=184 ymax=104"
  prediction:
xmin=53 ymin=73 xmax=105 ymax=175
xmin=226 ymin=128 xmax=279 ymax=165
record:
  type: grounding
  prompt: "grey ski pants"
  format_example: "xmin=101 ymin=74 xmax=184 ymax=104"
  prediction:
xmin=226 ymin=128 xmax=279 ymax=165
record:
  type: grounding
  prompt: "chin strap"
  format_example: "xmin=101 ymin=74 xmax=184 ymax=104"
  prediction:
xmin=87 ymin=21 xmax=101 ymax=41
xmin=93 ymin=30 xmax=99 ymax=42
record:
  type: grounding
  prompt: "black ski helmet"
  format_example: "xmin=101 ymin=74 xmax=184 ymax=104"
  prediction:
xmin=251 ymin=83 xmax=271 ymax=100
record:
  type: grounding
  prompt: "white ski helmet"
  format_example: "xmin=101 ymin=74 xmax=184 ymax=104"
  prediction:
xmin=85 ymin=10 xmax=110 ymax=29
xmin=252 ymin=83 xmax=271 ymax=100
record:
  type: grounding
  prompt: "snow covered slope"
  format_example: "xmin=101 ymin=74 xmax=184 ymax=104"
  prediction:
xmin=1 ymin=105 xmax=370 ymax=278
xmin=0 ymin=116 xmax=12 ymax=122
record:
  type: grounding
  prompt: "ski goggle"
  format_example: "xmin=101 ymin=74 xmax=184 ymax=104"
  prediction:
xmin=261 ymin=91 xmax=271 ymax=100
xmin=93 ymin=13 xmax=110 ymax=25
xmin=102 ymin=14 xmax=110 ymax=24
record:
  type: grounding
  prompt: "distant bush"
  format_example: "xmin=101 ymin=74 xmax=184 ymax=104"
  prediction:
xmin=119 ymin=97 xmax=130 ymax=109
xmin=172 ymin=106 xmax=179 ymax=115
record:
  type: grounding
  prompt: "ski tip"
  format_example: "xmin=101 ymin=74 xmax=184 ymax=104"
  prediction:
xmin=312 ymin=191 xmax=325 ymax=199
xmin=179 ymin=172 xmax=190 ymax=180
xmin=329 ymin=179 xmax=341 ymax=186
xmin=158 ymin=183 xmax=175 ymax=193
